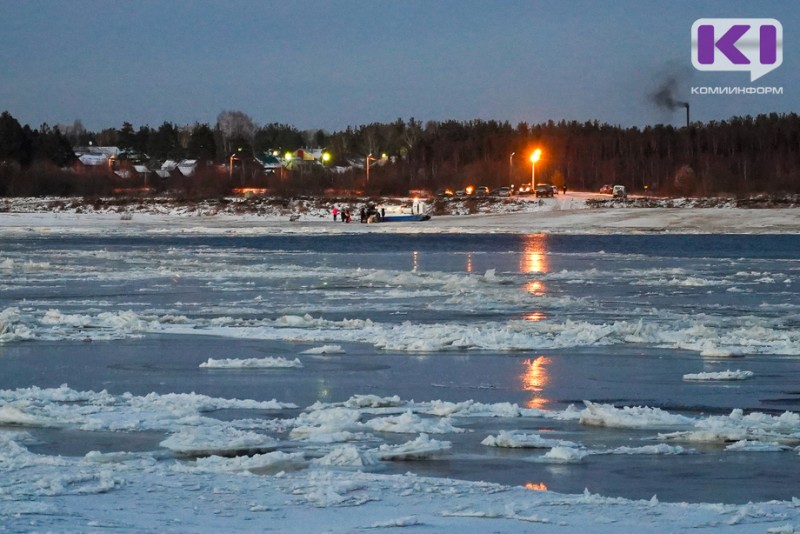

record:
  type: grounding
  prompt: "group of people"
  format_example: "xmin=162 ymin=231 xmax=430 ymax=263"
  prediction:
xmin=332 ymin=207 xmax=351 ymax=223
xmin=360 ymin=205 xmax=385 ymax=223
xmin=331 ymin=205 xmax=385 ymax=223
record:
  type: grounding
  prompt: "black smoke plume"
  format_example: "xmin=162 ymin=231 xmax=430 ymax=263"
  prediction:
xmin=650 ymin=71 xmax=691 ymax=126
xmin=651 ymin=73 xmax=688 ymax=110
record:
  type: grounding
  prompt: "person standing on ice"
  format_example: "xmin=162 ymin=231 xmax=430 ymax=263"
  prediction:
xmin=332 ymin=207 xmax=338 ymax=221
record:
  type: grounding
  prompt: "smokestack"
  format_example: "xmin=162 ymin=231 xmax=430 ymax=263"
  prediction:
xmin=650 ymin=71 xmax=691 ymax=128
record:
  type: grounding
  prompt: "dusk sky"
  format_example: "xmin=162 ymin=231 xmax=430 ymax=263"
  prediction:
xmin=1 ymin=0 xmax=797 ymax=133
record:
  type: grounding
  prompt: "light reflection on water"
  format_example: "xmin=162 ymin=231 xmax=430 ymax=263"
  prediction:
xmin=525 ymin=482 xmax=549 ymax=491
xmin=523 ymin=311 xmax=546 ymax=322
xmin=521 ymin=356 xmax=551 ymax=410
xmin=520 ymin=234 xmax=549 ymax=274
xmin=525 ymin=280 xmax=546 ymax=296
xmin=522 ymin=234 xmax=549 ymax=317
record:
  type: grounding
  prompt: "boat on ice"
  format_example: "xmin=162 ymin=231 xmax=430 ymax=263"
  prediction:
xmin=379 ymin=214 xmax=431 ymax=222
xmin=360 ymin=204 xmax=430 ymax=223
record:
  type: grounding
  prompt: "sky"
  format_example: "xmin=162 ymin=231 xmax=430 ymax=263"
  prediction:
xmin=0 ymin=0 xmax=797 ymax=133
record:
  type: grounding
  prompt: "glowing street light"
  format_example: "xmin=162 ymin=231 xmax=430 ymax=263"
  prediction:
xmin=321 ymin=152 xmax=331 ymax=164
xmin=365 ymin=153 xmax=377 ymax=184
xmin=530 ymin=149 xmax=541 ymax=191
xmin=509 ymin=152 xmax=515 ymax=181
xmin=229 ymin=147 xmax=243 ymax=179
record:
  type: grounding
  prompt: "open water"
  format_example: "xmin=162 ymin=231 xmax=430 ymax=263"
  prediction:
xmin=2 ymin=233 xmax=800 ymax=503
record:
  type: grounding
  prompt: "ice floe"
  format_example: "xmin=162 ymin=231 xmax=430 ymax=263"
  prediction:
xmin=160 ymin=426 xmax=279 ymax=456
xmin=683 ymin=370 xmax=755 ymax=381
xmin=370 ymin=433 xmax=452 ymax=460
xmin=199 ymin=356 xmax=303 ymax=368
xmin=482 ymin=430 xmax=579 ymax=449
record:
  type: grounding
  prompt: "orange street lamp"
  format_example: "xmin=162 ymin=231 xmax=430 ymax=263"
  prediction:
xmin=366 ymin=153 xmax=377 ymax=184
xmin=229 ymin=147 xmax=243 ymax=179
xmin=509 ymin=152 xmax=515 ymax=181
xmin=530 ymin=149 xmax=541 ymax=191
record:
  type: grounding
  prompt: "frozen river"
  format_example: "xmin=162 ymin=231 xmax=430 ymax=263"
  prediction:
xmin=2 ymin=232 xmax=800 ymax=519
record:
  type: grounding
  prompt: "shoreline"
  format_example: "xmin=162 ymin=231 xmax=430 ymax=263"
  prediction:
xmin=2 ymin=208 xmax=800 ymax=236
xmin=2 ymin=193 xmax=800 ymax=235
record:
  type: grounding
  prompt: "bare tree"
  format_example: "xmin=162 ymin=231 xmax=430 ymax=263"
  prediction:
xmin=63 ymin=119 xmax=87 ymax=147
xmin=216 ymin=110 xmax=256 ymax=155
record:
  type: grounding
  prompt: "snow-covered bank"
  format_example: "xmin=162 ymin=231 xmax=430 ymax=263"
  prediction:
xmin=2 ymin=194 xmax=800 ymax=235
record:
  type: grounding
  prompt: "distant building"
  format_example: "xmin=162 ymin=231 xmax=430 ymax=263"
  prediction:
xmin=283 ymin=148 xmax=331 ymax=174
xmin=177 ymin=160 xmax=198 ymax=177
xmin=73 ymin=146 xmax=120 ymax=167
xmin=256 ymin=154 xmax=283 ymax=174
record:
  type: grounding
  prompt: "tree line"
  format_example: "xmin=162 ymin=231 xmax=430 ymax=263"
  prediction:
xmin=1 ymin=109 xmax=798 ymax=197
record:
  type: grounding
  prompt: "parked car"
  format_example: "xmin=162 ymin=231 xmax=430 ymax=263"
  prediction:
xmin=476 ymin=186 xmax=490 ymax=195
xmin=497 ymin=187 xmax=511 ymax=197
xmin=600 ymin=184 xmax=613 ymax=194
xmin=535 ymin=184 xmax=554 ymax=197
xmin=517 ymin=185 xmax=532 ymax=195
xmin=612 ymin=185 xmax=627 ymax=198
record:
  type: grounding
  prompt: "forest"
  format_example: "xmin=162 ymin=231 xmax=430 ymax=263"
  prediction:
xmin=1 ymin=109 xmax=798 ymax=198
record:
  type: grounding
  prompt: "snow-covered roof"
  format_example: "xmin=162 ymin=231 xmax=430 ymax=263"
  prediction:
xmin=78 ymin=154 xmax=108 ymax=166
xmin=177 ymin=160 xmax=198 ymax=177
xmin=257 ymin=154 xmax=283 ymax=169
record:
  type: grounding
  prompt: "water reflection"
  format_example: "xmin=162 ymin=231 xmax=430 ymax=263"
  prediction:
xmin=521 ymin=356 xmax=551 ymax=409
xmin=523 ymin=311 xmax=546 ymax=322
xmin=316 ymin=379 xmax=331 ymax=401
xmin=524 ymin=280 xmax=545 ymax=296
xmin=521 ymin=233 xmax=549 ymax=306
xmin=465 ymin=252 xmax=473 ymax=273
xmin=520 ymin=234 xmax=549 ymax=274
xmin=524 ymin=482 xmax=548 ymax=491
xmin=411 ymin=250 xmax=419 ymax=272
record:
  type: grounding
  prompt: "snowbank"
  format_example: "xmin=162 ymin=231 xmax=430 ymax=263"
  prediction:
xmin=2 ymin=193 xmax=800 ymax=235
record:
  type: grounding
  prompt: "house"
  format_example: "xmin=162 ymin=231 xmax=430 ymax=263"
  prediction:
xmin=161 ymin=160 xmax=179 ymax=172
xmin=177 ymin=160 xmax=198 ymax=177
xmin=256 ymin=154 xmax=283 ymax=174
xmin=78 ymin=153 xmax=110 ymax=167
xmin=282 ymin=148 xmax=332 ymax=173
xmin=74 ymin=146 xmax=120 ymax=167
